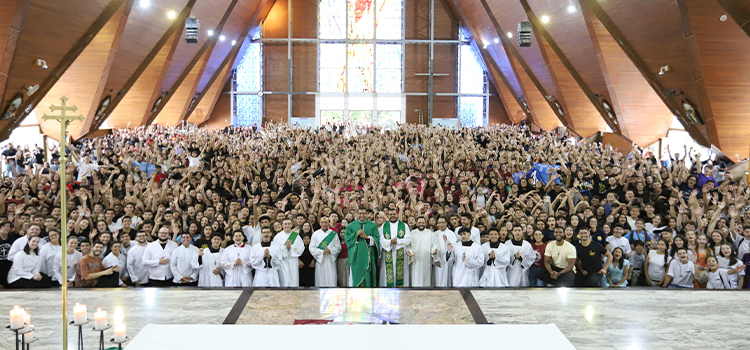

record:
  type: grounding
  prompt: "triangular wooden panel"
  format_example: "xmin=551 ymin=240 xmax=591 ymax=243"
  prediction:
xmin=34 ymin=3 xmax=128 ymax=140
xmin=186 ymin=56 xmax=233 ymax=124
xmin=539 ymin=35 xmax=604 ymax=137
xmin=151 ymin=49 xmax=212 ymax=126
xmin=106 ymin=29 xmax=181 ymax=129
xmin=588 ymin=15 xmax=672 ymax=146
xmin=507 ymin=46 xmax=561 ymax=131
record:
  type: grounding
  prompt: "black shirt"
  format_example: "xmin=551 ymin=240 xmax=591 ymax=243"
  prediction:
xmin=0 ymin=234 xmax=19 ymax=261
xmin=576 ymin=241 xmax=607 ymax=273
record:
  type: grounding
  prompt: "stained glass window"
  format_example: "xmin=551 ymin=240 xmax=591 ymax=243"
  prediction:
xmin=376 ymin=0 xmax=402 ymax=39
xmin=348 ymin=44 xmax=374 ymax=92
xmin=320 ymin=43 xmax=347 ymax=92
xmin=458 ymin=42 xmax=485 ymax=127
xmin=235 ymin=41 xmax=263 ymax=126
xmin=348 ymin=0 xmax=374 ymax=39
xmin=376 ymin=44 xmax=401 ymax=93
xmin=320 ymin=0 xmax=346 ymax=39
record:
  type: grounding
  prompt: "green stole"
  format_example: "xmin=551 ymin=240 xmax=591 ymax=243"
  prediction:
xmin=287 ymin=231 xmax=299 ymax=244
xmin=317 ymin=230 xmax=336 ymax=250
xmin=383 ymin=221 xmax=406 ymax=287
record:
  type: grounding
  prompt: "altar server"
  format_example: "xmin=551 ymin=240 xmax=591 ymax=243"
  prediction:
xmin=198 ymin=234 xmax=225 ymax=287
xmin=170 ymin=233 xmax=200 ymax=286
xmin=506 ymin=225 xmax=536 ymax=287
xmin=251 ymin=227 xmax=283 ymax=287
xmin=447 ymin=227 xmax=485 ymax=287
xmin=480 ymin=228 xmax=511 ymax=287
xmin=222 ymin=230 xmax=253 ymax=287
xmin=309 ymin=217 xmax=341 ymax=287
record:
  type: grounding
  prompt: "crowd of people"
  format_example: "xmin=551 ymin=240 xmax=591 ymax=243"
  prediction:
xmin=0 ymin=121 xmax=747 ymax=290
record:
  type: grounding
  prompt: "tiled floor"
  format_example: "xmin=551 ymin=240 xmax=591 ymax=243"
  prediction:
xmin=2 ymin=288 xmax=750 ymax=350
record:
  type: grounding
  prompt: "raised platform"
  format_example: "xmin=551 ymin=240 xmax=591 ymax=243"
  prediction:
xmin=127 ymin=324 xmax=576 ymax=350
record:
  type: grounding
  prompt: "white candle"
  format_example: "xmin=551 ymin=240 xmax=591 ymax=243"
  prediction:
xmin=22 ymin=312 xmax=30 ymax=330
xmin=114 ymin=324 xmax=126 ymax=343
xmin=94 ymin=309 xmax=107 ymax=331
xmin=23 ymin=326 xmax=33 ymax=343
xmin=73 ymin=303 xmax=87 ymax=325
xmin=9 ymin=306 xmax=24 ymax=329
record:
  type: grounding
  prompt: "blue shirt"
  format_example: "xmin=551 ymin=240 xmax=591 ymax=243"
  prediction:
xmin=132 ymin=161 xmax=157 ymax=178
xmin=624 ymin=230 xmax=652 ymax=244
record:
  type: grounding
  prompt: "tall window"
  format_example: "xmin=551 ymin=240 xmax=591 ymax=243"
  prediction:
xmin=233 ymin=32 xmax=263 ymax=126
xmin=319 ymin=0 xmax=404 ymax=126
xmin=457 ymin=30 xmax=487 ymax=127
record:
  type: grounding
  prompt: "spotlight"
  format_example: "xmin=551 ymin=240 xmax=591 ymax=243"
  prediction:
xmin=658 ymin=65 xmax=671 ymax=77
xmin=167 ymin=10 xmax=176 ymax=19
xmin=139 ymin=0 xmax=150 ymax=8
xmin=35 ymin=59 xmax=48 ymax=70
xmin=541 ymin=15 xmax=550 ymax=23
xmin=507 ymin=32 xmax=513 ymax=38
xmin=231 ymin=40 xmax=237 ymax=46
xmin=567 ymin=5 xmax=576 ymax=13
xmin=219 ymin=35 xmax=226 ymax=41
xmin=494 ymin=38 xmax=499 ymax=43
xmin=207 ymin=29 xmax=214 ymax=36
xmin=483 ymin=42 xmax=489 ymax=49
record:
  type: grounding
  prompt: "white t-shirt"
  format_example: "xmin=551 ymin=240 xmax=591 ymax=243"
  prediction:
xmin=77 ymin=163 xmax=100 ymax=181
xmin=667 ymin=260 xmax=695 ymax=288
xmin=646 ymin=250 xmax=671 ymax=282
xmin=606 ymin=236 xmax=632 ymax=256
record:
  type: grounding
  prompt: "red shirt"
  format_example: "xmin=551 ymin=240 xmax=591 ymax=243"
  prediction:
xmin=531 ymin=243 xmax=547 ymax=268
xmin=153 ymin=173 xmax=167 ymax=184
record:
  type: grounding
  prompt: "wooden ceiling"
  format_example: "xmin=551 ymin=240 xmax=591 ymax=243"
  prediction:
xmin=2 ymin=0 xmax=750 ymax=159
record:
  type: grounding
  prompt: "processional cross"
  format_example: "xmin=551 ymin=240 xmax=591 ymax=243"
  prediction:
xmin=42 ymin=96 xmax=84 ymax=350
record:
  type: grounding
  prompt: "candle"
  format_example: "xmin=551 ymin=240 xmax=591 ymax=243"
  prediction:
xmin=10 ymin=306 xmax=24 ymax=329
xmin=73 ymin=303 xmax=87 ymax=325
xmin=114 ymin=324 xmax=126 ymax=343
xmin=94 ymin=308 xmax=107 ymax=331
xmin=22 ymin=312 xmax=30 ymax=330
xmin=23 ymin=326 xmax=33 ymax=343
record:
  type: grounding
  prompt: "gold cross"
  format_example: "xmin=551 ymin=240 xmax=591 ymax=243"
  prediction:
xmin=42 ymin=96 xmax=84 ymax=125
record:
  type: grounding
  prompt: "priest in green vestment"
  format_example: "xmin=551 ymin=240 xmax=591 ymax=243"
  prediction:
xmin=345 ymin=207 xmax=380 ymax=287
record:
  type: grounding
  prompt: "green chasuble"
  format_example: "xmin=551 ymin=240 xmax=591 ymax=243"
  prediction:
xmin=345 ymin=220 xmax=380 ymax=287
xmin=383 ymin=221 xmax=406 ymax=287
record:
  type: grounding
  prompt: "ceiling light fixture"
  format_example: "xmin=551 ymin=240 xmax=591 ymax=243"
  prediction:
xmin=567 ymin=5 xmax=576 ymax=13
xmin=167 ymin=10 xmax=176 ymax=19
xmin=139 ymin=0 xmax=150 ymax=8
xmin=494 ymin=38 xmax=499 ymax=43
xmin=219 ymin=35 xmax=226 ymax=41
xmin=207 ymin=30 xmax=214 ymax=36
xmin=507 ymin=32 xmax=513 ymax=38
xmin=231 ymin=40 xmax=237 ymax=46
xmin=541 ymin=15 xmax=550 ymax=23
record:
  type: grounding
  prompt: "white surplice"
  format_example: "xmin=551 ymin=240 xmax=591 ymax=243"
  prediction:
xmin=432 ymin=229 xmax=458 ymax=287
xmin=198 ymin=247 xmax=224 ymax=287
xmin=479 ymin=242 xmax=511 ymax=287
xmin=505 ymin=239 xmax=536 ymax=287
xmin=221 ymin=243 xmax=253 ymax=287
xmin=379 ymin=221 xmax=411 ymax=287
xmin=38 ymin=243 xmax=61 ymax=277
xmin=170 ymin=245 xmax=200 ymax=284
xmin=271 ymin=231 xmax=305 ymax=287
xmin=409 ymin=229 xmax=437 ymax=287
xmin=309 ymin=229 xmax=341 ymax=287
xmin=447 ymin=241 xmax=485 ymax=287
xmin=250 ymin=243 xmax=283 ymax=287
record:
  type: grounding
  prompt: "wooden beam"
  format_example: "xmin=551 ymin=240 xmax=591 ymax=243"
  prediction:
xmin=715 ymin=0 xmax=750 ymax=40
xmin=86 ymin=0 xmax=198 ymax=133
xmin=478 ymin=0 xmax=568 ymax=128
xmin=579 ymin=0 xmax=710 ymax=146
xmin=0 ymin=0 xmax=129 ymax=141
xmin=0 ymin=0 xmax=31 ymax=106
xmin=184 ymin=0 xmax=274 ymax=123
xmin=144 ymin=0 xmax=240 ymax=126
xmin=519 ymin=0 xmax=620 ymax=136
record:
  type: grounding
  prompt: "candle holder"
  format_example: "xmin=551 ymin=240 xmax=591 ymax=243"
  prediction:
xmin=6 ymin=323 xmax=28 ymax=350
xmin=18 ymin=325 xmax=34 ymax=350
xmin=110 ymin=336 xmax=129 ymax=350
xmin=69 ymin=320 xmax=90 ymax=350
xmin=92 ymin=324 xmax=112 ymax=350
